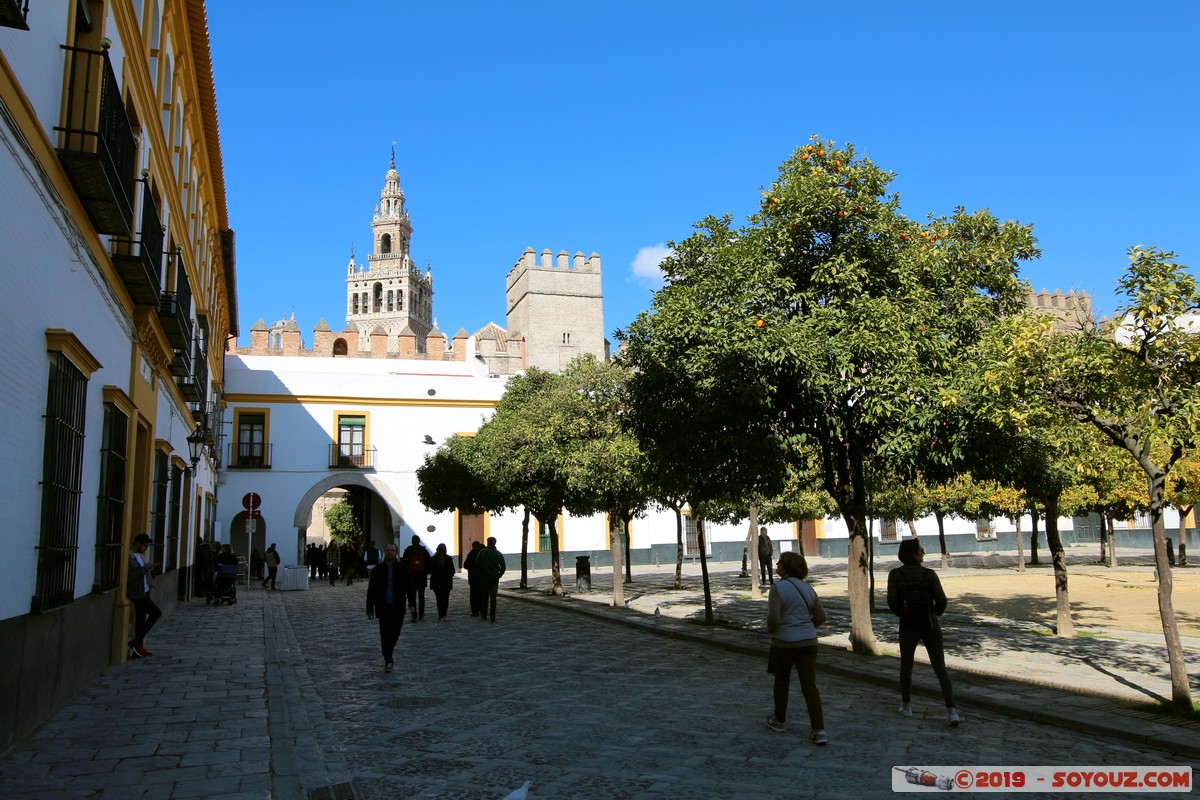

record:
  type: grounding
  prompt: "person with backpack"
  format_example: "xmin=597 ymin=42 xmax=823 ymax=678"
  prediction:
xmin=402 ymin=535 xmax=432 ymax=621
xmin=887 ymin=538 xmax=960 ymax=726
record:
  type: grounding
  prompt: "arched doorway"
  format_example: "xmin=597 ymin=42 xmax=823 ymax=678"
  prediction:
xmin=294 ymin=473 xmax=405 ymax=558
xmin=229 ymin=510 xmax=267 ymax=572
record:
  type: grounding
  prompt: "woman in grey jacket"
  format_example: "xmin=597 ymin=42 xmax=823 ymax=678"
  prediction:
xmin=765 ymin=551 xmax=828 ymax=743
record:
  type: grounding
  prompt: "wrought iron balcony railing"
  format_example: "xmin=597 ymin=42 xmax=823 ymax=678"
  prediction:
xmin=54 ymin=44 xmax=136 ymax=235
xmin=228 ymin=442 xmax=272 ymax=469
xmin=328 ymin=443 xmax=377 ymax=469
xmin=158 ymin=264 xmax=193 ymax=351
xmin=0 ymin=0 xmax=30 ymax=30
xmin=111 ymin=185 xmax=164 ymax=306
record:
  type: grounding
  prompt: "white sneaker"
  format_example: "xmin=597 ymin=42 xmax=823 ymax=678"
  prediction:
xmin=947 ymin=710 xmax=961 ymax=727
xmin=898 ymin=705 xmax=912 ymax=718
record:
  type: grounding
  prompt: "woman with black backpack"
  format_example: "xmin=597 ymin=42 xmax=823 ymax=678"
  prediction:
xmin=887 ymin=538 xmax=960 ymax=726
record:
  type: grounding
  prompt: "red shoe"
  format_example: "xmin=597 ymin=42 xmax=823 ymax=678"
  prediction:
xmin=133 ymin=641 xmax=152 ymax=658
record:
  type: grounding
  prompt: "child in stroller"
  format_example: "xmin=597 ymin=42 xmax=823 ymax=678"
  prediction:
xmin=213 ymin=544 xmax=239 ymax=605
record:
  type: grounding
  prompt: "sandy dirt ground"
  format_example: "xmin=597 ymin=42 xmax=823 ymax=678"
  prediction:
xmin=808 ymin=551 xmax=1200 ymax=637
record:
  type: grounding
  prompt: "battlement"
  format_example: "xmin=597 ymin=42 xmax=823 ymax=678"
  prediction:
xmin=507 ymin=247 xmax=601 ymax=285
xmin=1027 ymin=288 xmax=1093 ymax=331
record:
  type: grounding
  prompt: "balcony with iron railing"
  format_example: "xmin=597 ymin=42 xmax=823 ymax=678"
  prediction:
xmin=158 ymin=263 xmax=193 ymax=351
xmin=328 ymin=443 xmax=377 ymax=469
xmin=110 ymin=185 xmax=164 ymax=306
xmin=228 ymin=441 xmax=273 ymax=469
xmin=54 ymin=44 xmax=136 ymax=235
xmin=179 ymin=339 xmax=206 ymax=404
xmin=0 ymin=0 xmax=30 ymax=30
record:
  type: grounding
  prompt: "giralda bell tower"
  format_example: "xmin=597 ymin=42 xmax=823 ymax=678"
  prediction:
xmin=345 ymin=147 xmax=434 ymax=348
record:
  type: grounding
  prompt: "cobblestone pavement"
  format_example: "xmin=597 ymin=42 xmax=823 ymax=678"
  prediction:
xmin=0 ymin=567 xmax=1195 ymax=800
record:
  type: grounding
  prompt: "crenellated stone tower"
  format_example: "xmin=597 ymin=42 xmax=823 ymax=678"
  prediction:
xmin=345 ymin=149 xmax=434 ymax=351
xmin=506 ymin=247 xmax=605 ymax=371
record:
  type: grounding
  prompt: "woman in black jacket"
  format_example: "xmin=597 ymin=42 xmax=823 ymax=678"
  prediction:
xmin=887 ymin=538 xmax=959 ymax=726
xmin=427 ymin=543 xmax=456 ymax=621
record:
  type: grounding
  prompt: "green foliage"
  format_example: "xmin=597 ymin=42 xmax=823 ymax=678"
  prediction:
xmin=323 ymin=500 xmax=361 ymax=545
xmin=618 ymin=136 xmax=1038 ymax=651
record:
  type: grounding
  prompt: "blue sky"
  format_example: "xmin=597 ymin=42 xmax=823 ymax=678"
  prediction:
xmin=206 ymin=1 xmax=1199 ymax=346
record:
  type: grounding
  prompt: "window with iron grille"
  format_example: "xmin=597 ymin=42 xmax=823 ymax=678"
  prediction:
xmin=880 ymin=519 xmax=898 ymax=543
xmin=93 ymin=402 xmax=128 ymax=592
xmin=165 ymin=463 xmax=183 ymax=572
xmin=150 ymin=450 xmax=168 ymax=560
xmin=33 ymin=352 xmax=88 ymax=612
xmin=537 ymin=519 xmax=552 ymax=553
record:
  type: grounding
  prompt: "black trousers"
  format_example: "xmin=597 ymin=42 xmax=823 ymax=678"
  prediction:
xmin=132 ymin=596 xmax=161 ymax=643
xmin=432 ymin=586 xmax=451 ymax=619
xmin=406 ymin=583 xmax=426 ymax=617
xmin=376 ymin=603 xmax=405 ymax=663
xmin=482 ymin=577 xmax=500 ymax=622
xmin=263 ymin=565 xmax=278 ymax=589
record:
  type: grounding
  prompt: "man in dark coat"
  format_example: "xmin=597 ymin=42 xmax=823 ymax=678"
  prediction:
xmin=475 ymin=537 xmax=507 ymax=623
xmin=463 ymin=540 xmax=484 ymax=617
xmin=366 ymin=543 xmax=411 ymax=672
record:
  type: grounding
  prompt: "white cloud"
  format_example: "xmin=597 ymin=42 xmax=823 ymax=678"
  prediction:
xmin=630 ymin=244 xmax=672 ymax=289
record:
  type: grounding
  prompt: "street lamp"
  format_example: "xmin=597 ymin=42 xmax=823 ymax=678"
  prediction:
xmin=187 ymin=423 xmax=208 ymax=469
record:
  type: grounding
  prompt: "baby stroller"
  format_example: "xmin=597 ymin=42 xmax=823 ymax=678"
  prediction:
xmin=213 ymin=563 xmax=238 ymax=605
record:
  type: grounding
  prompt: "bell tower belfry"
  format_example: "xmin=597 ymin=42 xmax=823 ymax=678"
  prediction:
xmin=345 ymin=147 xmax=434 ymax=349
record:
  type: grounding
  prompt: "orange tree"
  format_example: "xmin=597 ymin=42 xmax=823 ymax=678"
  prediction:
xmin=977 ymin=247 xmax=1198 ymax=715
xmin=619 ymin=137 xmax=1036 ymax=653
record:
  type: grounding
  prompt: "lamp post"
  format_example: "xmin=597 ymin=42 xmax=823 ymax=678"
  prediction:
xmin=187 ymin=423 xmax=208 ymax=470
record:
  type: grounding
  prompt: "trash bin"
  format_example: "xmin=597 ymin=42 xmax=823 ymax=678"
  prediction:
xmin=575 ymin=555 xmax=591 ymax=592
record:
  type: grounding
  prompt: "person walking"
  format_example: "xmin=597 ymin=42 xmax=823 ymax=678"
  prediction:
xmin=888 ymin=538 xmax=960 ymax=726
xmin=343 ymin=542 xmax=358 ymax=587
xmin=757 ymin=526 xmax=773 ymax=585
xmin=402 ymin=535 xmax=432 ymax=621
xmin=765 ymin=551 xmax=827 ymax=744
xmin=463 ymin=541 xmax=484 ymax=617
xmin=475 ymin=537 xmax=507 ymax=623
xmin=261 ymin=543 xmax=281 ymax=590
xmin=126 ymin=533 xmax=162 ymax=658
xmin=428 ymin=543 xmax=456 ymax=621
xmin=327 ymin=541 xmax=341 ymax=586
xmin=366 ymin=543 xmax=411 ymax=672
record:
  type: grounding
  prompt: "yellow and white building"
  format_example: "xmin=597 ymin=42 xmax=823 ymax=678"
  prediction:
xmin=0 ymin=0 xmax=235 ymax=749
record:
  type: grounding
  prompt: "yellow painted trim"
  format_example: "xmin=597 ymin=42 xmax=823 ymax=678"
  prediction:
xmin=154 ymin=438 xmax=173 ymax=455
xmin=605 ymin=513 xmax=634 ymax=549
xmin=452 ymin=509 xmax=491 ymax=556
xmin=225 ymin=393 xmax=497 ymax=408
xmin=171 ymin=455 xmax=188 ymax=472
xmin=102 ymin=386 xmax=136 ymax=417
xmin=533 ymin=514 xmax=564 ymax=553
xmin=333 ymin=409 xmax=371 ymax=452
xmin=232 ymin=407 xmax=271 ymax=454
xmin=46 ymin=329 xmax=103 ymax=376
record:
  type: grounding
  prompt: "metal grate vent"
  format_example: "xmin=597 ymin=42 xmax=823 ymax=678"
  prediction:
xmin=382 ymin=696 xmax=445 ymax=710
xmin=309 ymin=782 xmax=356 ymax=800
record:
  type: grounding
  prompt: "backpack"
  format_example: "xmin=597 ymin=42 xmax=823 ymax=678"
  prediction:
xmin=408 ymin=547 xmax=427 ymax=575
xmin=898 ymin=571 xmax=935 ymax=631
